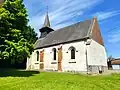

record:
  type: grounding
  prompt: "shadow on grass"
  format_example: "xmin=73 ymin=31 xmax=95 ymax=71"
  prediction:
xmin=0 ymin=69 xmax=40 ymax=77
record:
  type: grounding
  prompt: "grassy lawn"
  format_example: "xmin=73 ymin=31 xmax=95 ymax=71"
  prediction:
xmin=0 ymin=69 xmax=120 ymax=90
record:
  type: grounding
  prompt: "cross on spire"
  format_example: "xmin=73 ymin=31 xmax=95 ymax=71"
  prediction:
xmin=43 ymin=6 xmax=50 ymax=28
xmin=46 ymin=6 xmax=48 ymax=14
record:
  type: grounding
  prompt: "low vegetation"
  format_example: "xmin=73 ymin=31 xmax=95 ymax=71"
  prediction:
xmin=0 ymin=69 xmax=120 ymax=90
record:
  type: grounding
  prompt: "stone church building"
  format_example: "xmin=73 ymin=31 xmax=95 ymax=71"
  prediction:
xmin=26 ymin=13 xmax=108 ymax=73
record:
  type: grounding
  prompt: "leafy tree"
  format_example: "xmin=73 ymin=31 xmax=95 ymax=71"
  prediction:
xmin=2 ymin=0 xmax=37 ymax=43
xmin=108 ymin=55 xmax=114 ymax=61
xmin=0 ymin=0 xmax=37 ymax=66
xmin=0 ymin=30 xmax=34 ymax=64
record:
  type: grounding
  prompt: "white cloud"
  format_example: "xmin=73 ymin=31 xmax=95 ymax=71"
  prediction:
xmin=93 ymin=10 xmax=120 ymax=21
xmin=108 ymin=30 xmax=120 ymax=43
xmin=24 ymin=0 xmax=103 ymax=37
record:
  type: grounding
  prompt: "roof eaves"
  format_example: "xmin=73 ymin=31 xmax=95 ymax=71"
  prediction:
xmin=34 ymin=36 xmax=89 ymax=50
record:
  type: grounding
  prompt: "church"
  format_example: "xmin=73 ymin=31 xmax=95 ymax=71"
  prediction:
xmin=26 ymin=13 xmax=108 ymax=74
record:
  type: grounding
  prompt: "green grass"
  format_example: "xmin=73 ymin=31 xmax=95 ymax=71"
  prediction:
xmin=0 ymin=69 xmax=120 ymax=90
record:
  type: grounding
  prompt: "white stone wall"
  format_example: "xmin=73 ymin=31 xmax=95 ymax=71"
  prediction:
xmin=43 ymin=41 xmax=87 ymax=72
xmin=62 ymin=41 xmax=87 ymax=72
xmin=44 ymin=46 xmax=59 ymax=71
xmin=87 ymin=39 xmax=107 ymax=66
xmin=26 ymin=50 xmax=40 ymax=70
xmin=26 ymin=39 xmax=107 ymax=73
xmin=27 ymin=41 xmax=87 ymax=72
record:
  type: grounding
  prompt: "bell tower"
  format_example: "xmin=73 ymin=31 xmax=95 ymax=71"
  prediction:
xmin=39 ymin=8 xmax=54 ymax=38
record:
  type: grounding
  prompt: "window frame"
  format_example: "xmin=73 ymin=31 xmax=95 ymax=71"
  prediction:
xmin=68 ymin=46 xmax=76 ymax=59
xmin=36 ymin=51 xmax=39 ymax=61
xmin=71 ymin=48 xmax=75 ymax=59
xmin=52 ymin=48 xmax=56 ymax=60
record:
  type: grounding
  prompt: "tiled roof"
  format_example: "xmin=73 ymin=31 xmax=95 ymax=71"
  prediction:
xmin=34 ymin=19 xmax=93 ymax=49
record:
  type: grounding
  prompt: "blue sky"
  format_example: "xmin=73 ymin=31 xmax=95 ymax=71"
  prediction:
xmin=24 ymin=0 xmax=120 ymax=58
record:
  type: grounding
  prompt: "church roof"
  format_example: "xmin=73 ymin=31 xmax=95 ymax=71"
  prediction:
xmin=34 ymin=18 xmax=94 ymax=49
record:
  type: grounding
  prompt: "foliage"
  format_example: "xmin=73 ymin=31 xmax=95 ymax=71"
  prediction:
xmin=108 ymin=55 xmax=114 ymax=61
xmin=0 ymin=0 xmax=37 ymax=65
xmin=0 ymin=0 xmax=37 ymax=43
xmin=3 ymin=38 xmax=33 ymax=64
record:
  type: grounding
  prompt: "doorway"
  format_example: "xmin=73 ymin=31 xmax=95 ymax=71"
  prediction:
xmin=58 ymin=47 xmax=62 ymax=71
xmin=40 ymin=50 xmax=44 ymax=71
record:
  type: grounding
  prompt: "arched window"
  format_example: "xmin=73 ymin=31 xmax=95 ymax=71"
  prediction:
xmin=36 ymin=51 xmax=39 ymax=61
xmin=69 ymin=46 xmax=75 ymax=59
xmin=52 ymin=48 xmax=56 ymax=60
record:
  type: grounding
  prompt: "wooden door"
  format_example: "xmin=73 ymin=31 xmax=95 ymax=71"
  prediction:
xmin=40 ymin=50 xmax=44 ymax=71
xmin=58 ymin=47 xmax=62 ymax=71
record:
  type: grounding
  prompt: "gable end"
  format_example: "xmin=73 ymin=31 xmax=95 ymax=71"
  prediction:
xmin=90 ymin=17 xmax=104 ymax=46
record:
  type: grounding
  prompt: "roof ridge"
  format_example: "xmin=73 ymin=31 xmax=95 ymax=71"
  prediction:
xmin=55 ymin=19 xmax=92 ymax=31
xmin=87 ymin=18 xmax=94 ymax=37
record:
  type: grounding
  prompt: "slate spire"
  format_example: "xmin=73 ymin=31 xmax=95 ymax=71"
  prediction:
xmin=43 ymin=10 xmax=50 ymax=28
xmin=39 ymin=7 xmax=54 ymax=38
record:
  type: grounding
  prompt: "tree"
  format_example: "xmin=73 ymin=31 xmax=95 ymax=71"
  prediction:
xmin=0 ymin=30 xmax=34 ymax=64
xmin=0 ymin=0 xmax=37 ymax=66
xmin=2 ymin=0 xmax=37 ymax=43
xmin=108 ymin=55 xmax=114 ymax=61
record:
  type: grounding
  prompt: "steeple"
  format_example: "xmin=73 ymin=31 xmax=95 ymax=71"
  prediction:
xmin=39 ymin=7 xmax=54 ymax=38
xmin=43 ymin=8 xmax=50 ymax=28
